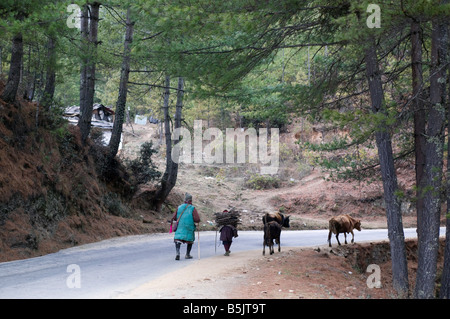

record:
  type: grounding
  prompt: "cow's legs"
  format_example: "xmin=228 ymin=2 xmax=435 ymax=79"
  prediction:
xmin=328 ymin=230 xmax=333 ymax=247
xmin=276 ymin=238 xmax=281 ymax=252
xmin=351 ymin=230 xmax=355 ymax=244
xmin=336 ymin=233 xmax=341 ymax=246
xmin=344 ymin=232 xmax=347 ymax=245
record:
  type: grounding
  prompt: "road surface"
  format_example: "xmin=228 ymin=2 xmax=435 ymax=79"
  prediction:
xmin=0 ymin=228 xmax=444 ymax=298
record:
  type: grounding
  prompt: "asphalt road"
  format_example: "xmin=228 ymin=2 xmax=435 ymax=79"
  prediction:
xmin=0 ymin=227 xmax=445 ymax=298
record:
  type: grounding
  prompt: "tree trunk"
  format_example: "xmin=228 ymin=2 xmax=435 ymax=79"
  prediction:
xmin=22 ymin=44 xmax=34 ymax=101
xmin=41 ymin=36 xmax=56 ymax=109
xmin=442 ymin=215 xmax=450 ymax=298
xmin=152 ymin=76 xmax=184 ymax=212
xmin=1 ymin=32 xmax=24 ymax=104
xmin=78 ymin=2 xmax=100 ymax=144
xmin=108 ymin=8 xmax=134 ymax=160
xmin=440 ymin=1 xmax=450 ymax=300
xmin=415 ymin=14 xmax=447 ymax=300
xmin=442 ymin=22 xmax=450 ymax=301
xmin=364 ymin=39 xmax=409 ymax=297
xmin=78 ymin=4 xmax=89 ymax=142
xmin=411 ymin=19 xmax=426 ymax=242
xmin=174 ymin=77 xmax=184 ymax=131
xmin=86 ymin=2 xmax=100 ymax=125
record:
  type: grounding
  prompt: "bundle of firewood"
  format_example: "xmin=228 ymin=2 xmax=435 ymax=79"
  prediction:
xmin=214 ymin=208 xmax=241 ymax=228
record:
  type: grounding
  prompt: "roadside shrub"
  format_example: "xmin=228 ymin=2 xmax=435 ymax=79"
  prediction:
xmin=103 ymin=192 xmax=128 ymax=217
xmin=125 ymin=141 xmax=161 ymax=185
xmin=244 ymin=174 xmax=281 ymax=190
xmin=33 ymin=190 xmax=67 ymax=222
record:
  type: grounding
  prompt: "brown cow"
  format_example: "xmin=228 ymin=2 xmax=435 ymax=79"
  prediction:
xmin=328 ymin=214 xmax=361 ymax=247
xmin=262 ymin=212 xmax=290 ymax=228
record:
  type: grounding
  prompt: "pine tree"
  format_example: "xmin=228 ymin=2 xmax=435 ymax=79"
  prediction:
xmin=415 ymin=4 xmax=448 ymax=299
xmin=78 ymin=2 xmax=100 ymax=145
xmin=40 ymin=35 xmax=57 ymax=109
xmin=108 ymin=7 xmax=134 ymax=161
xmin=152 ymin=76 xmax=184 ymax=212
xmin=364 ymin=36 xmax=409 ymax=296
xmin=1 ymin=17 xmax=24 ymax=104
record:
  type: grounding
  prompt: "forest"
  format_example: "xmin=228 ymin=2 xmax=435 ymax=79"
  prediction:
xmin=0 ymin=0 xmax=449 ymax=299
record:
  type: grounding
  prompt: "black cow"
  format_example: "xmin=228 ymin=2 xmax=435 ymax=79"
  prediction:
xmin=263 ymin=221 xmax=282 ymax=255
xmin=262 ymin=212 xmax=290 ymax=228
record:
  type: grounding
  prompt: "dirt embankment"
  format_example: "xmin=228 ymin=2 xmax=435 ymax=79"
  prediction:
xmin=235 ymin=238 xmax=446 ymax=299
xmin=0 ymin=97 xmax=173 ymax=262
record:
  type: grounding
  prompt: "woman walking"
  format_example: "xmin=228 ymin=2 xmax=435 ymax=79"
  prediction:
xmin=171 ymin=193 xmax=200 ymax=260
xmin=219 ymin=210 xmax=238 ymax=256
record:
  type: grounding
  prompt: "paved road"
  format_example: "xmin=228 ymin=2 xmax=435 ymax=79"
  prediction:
xmin=0 ymin=227 xmax=445 ymax=298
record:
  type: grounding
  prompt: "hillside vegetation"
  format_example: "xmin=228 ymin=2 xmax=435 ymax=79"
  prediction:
xmin=0 ymin=92 xmax=176 ymax=261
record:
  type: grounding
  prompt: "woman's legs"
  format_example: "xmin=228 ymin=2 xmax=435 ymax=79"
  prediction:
xmin=175 ymin=242 xmax=181 ymax=260
xmin=175 ymin=241 xmax=193 ymax=259
xmin=223 ymin=241 xmax=232 ymax=256
xmin=186 ymin=243 xmax=193 ymax=259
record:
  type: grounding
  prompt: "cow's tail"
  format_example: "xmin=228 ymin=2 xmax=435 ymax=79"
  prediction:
xmin=329 ymin=219 xmax=338 ymax=235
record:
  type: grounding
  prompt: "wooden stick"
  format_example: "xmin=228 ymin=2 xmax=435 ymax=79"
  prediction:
xmin=197 ymin=226 xmax=200 ymax=259
xmin=215 ymin=230 xmax=217 ymax=254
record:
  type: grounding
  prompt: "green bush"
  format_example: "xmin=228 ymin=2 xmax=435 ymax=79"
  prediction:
xmin=244 ymin=174 xmax=281 ymax=190
xmin=103 ymin=192 xmax=128 ymax=217
xmin=38 ymin=191 xmax=67 ymax=221
xmin=125 ymin=141 xmax=161 ymax=185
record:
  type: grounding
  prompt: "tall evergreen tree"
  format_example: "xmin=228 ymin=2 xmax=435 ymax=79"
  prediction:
xmin=108 ymin=7 xmax=134 ymax=161
xmin=411 ymin=19 xmax=426 ymax=235
xmin=78 ymin=2 xmax=100 ymax=144
xmin=1 ymin=23 xmax=24 ymax=104
xmin=152 ymin=76 xmax=184 ymax=212
xmin=364 ymin=36 xmax=409 ymax=296
xmin=415 ymin=7 xmax=448 ymax=299
xmin=40 ymin=35 xmax=57 ymax=109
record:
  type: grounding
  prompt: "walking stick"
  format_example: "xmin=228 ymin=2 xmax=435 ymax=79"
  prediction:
xmin=197 ymin=225 xmax=200 ymax=259
xmin=215 ymin=230 xmax=218 ymax=254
